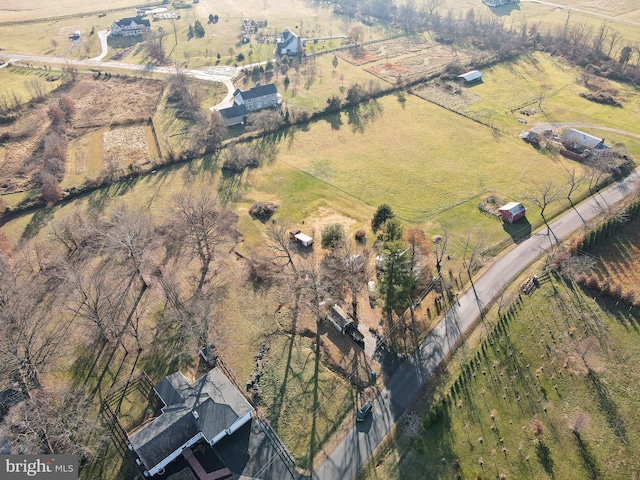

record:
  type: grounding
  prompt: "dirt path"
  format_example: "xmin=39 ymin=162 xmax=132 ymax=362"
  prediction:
xmin=90 ymin=30 xmax=110 ymax=62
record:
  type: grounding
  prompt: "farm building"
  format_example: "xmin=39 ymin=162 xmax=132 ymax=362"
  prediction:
xmin=458 ymin=70 xmax=483 ymax=83
xmin=499 ymin=202 xmax=526 ymax=223
xmin=276 ymin=29 xmax=302 ymax=56
xmin=128 ymin=369 xmax=254 ymax=477
xmin=110 ymin=16 xmax=151 ymax=37
xmin=289 ymin=229 xmax=314 ymax=247
xmin=561 ymin=128 xmax=608 ymax=155
xmin=218 ymin=84 xmax=280 ymax=127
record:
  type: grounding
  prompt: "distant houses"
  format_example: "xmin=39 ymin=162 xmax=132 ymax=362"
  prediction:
xmin=483 ymin=0 xmax=518 ymax=6
xmin=218 ymin=83 xmax=280 ymax=126
xmin=276 ymin=29 xmax=302 ymax=56
xmin=109 ymin=16 xmax=151 ymax=37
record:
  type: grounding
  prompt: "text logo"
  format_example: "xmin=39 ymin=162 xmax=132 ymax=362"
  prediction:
xmin=1 ymin=456 xmax=77 ymax=479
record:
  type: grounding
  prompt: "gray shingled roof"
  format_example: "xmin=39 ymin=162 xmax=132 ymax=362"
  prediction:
xmin=278 ymin=30 xmax=298 ymax=51
xmin=219 ymin=104 xmax=248 ymax=119
xmin=238 ymin=84 xmax=277 ymax=100
xmin=114 ymin=16 xmax=151 ymax=28
xmin=128 ymin=368 xmax=254 ymax=474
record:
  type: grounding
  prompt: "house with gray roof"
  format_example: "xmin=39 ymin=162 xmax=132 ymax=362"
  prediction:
xmin=218 ymin=83 xmax=280 ymax=126
xmin=110 ymin=16 xmax=151 ymax=37
xmin=128 ymin=369 xmax=254 ymax=477
xmin=277 ymin=29 xmax=301 ymax=56
xmin=561 ymin=128 xmax=608 ymax=154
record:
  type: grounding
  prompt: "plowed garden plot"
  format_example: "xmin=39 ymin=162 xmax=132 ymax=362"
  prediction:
xmin=338 ymin=37 xmax=437 ymax=66
xmin=367 ymin=47 xmax=472 ymax=83
xmin=103 ymin=125 xmax=151 ymax=167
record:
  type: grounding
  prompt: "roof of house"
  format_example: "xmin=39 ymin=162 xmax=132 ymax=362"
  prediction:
xmin=499 ymin=202 xmax=526 ymax=214
xmin=219 ymin=103 xmax=249 ymax=119
xmin=236 ymin=84 xmax=278 ymax=100
xmin=458 ymin=70 xmax=483 ymax=82
xmin=114 ymin=16 xmax=151 ymax=28
xmin=278 ymin=29 xmax=299 ymax=50
xmin=561 ymin=128 xmax=608 ymax=150
xmin=129 ymin=368 xmax=254 ymax=473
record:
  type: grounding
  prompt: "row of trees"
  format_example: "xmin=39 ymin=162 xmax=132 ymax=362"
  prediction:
xmin=0 ymin=187 xmax=239 ymax=459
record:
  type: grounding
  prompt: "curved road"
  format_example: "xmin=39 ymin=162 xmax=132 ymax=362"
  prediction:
xmin=0 ymin=51 xmax=239 ymax=110
xmin=314 ymin=169 xmax=640 ymax=480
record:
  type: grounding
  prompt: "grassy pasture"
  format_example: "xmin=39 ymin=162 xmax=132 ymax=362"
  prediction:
xmin=363 ymin=269 xmax=640 ymax=480
xmin=0 ymin=64 xmax=62 ymax=102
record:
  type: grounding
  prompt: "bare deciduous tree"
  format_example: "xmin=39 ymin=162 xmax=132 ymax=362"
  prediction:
xmin=1 ymin=387 xmax=107 ymax=459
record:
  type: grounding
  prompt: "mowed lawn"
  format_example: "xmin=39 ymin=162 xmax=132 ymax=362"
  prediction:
xmin=364 ymin=271 xmax=640 ymax=480
xmin=251 ymin=91 xmax=584 ymax=247
xmin=464 ymin=52 xmax=640 ymax=140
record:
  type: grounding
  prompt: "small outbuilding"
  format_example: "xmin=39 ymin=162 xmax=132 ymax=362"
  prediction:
xmin=499 ymin=202 xmax=526 ymax=223
xmin=458 ymin=70 xmax=483 ymax=83
xmin=289 ymin=229 xmax=314 ymax=247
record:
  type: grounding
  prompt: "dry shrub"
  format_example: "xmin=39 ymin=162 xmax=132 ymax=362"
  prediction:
xmin=40 ymin=172 xmax=62 ymax=205
xmin=355 ymin=229 xmax=366 ymax=243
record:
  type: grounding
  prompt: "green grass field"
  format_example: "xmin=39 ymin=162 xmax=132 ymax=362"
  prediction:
xmin=363 ymin=269 xmax=640 ymax=479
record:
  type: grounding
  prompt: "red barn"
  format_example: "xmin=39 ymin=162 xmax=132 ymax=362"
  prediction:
xmin=499 ymin=202 xmax=526 ymax=223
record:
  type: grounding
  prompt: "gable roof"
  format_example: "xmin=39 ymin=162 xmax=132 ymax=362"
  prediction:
xmin=561 ymin=128 xmax=608 ymax=150
xmin=238 ymin=84 xmax=278 ymax=100
xmin=219 ymin=103 xmax=248 ymax=119
xmin=499 ymin=202 xmax=525 ymax=215
xmin=278 ymin=29 xmax=299 ymax=50
xmin=458 ymin=70 xmax=482 ymax=82
xmin=129 ymin=368 xmax=254 ymax=474
xmin=114 ymin=16 xmax=150 ymax=28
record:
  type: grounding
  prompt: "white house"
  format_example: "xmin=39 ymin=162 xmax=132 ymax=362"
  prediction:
xmin=128 ymin=369 xmax=254 ymax=477
xmin=110 ymin=16 xmax=151 ymax=37
xmin=483 ymin=0 xmax=517 ymax=6
xmin=276 ymin=29 xmax=301 ymax=56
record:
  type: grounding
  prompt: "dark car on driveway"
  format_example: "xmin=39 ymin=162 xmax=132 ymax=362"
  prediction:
xmin=356 ymin=402 xmax=372 ymax=422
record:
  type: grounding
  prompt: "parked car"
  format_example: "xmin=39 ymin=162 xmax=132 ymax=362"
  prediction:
xmin=356 ymin=402 xmax=372 ymax=422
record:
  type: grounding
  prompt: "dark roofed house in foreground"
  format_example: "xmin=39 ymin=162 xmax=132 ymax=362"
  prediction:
xmin=218 ymin=83 xmax=280 ymax=126
xmin=128 ymin=369 xmax=254 ymax=477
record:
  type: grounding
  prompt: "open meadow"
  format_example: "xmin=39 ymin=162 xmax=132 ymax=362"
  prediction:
xmin=362 ymin=263 xmax=640 ymax=480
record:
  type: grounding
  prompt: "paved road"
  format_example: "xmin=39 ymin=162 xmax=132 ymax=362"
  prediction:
xmin=0 ymin=51 xmax=239 ymax=110
xmin=314 ymin=169 xmax=640 ymax=480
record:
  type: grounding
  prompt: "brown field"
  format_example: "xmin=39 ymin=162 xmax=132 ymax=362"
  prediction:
xmin=0 ymin=76 xmax=164 ymax=194
xmin=70 ymin=77 xmax=164 ymax=127
xmin=0 ymin=0 xmax=142 ymax=23
xmin=338 ymin=37 xmax=437 ymax=66
xmin=411 ymin=81 xmax=482 ymax=111
xmin=368 ymin=47 xmax=474 ymax=82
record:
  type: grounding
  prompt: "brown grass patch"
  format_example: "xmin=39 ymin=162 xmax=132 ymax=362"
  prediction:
xmin=103 ymin=125 xmax=150 ymax=167
xmin=338 ymin=37 xmax=437 ymax=66
xmin=412 ymin=80 xmax=482 ymax=111
xmin=0 ymin=77 xmax=164 ymax=195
